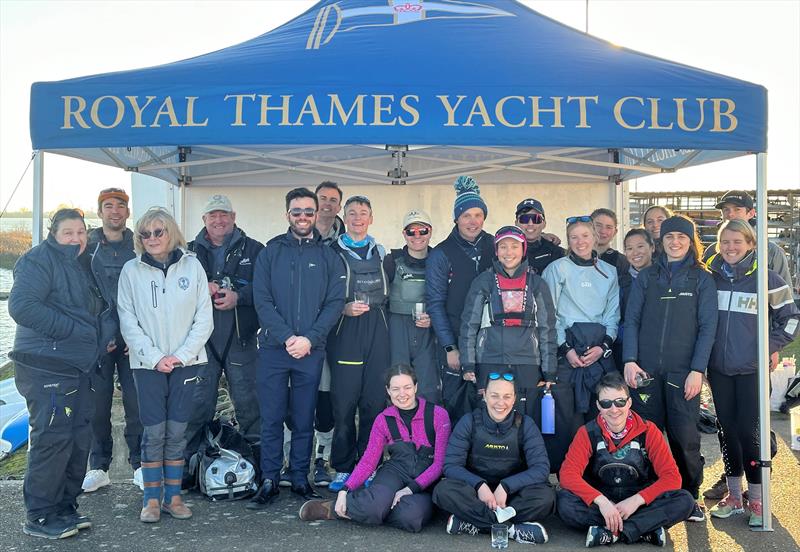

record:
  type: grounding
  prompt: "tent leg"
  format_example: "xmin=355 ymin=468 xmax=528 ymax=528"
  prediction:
xmin=753 ymin=152 xmax=773 ymax=532
xmin=32 ymin=151 xmax=44 ymax=246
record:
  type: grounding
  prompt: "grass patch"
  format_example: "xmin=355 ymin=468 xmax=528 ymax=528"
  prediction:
xmin=0 ymin=448 xmax=26 ymax=480
xmin=0 ymin=361 xmax=14 ymax=381
xmin=0 ymin=228 xmax=30 ymax=270
xmin=782 ymin=339 xmax=799 ymax=362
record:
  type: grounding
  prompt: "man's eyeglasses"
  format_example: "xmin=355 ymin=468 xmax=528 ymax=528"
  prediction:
xmin=288 ymin=208 xmax=317 ymax=218
xmin=488 ymin=372 xmax=515 ymax=382
xmin=517 ymin=213 xmax=544 ymax=225
xmin=404 ymin=227 xmax=430 ymax=237
xmin=566 ymin=215 xmax=593 ymax=224
xmin=597 ymin=397 xmax=629 ymax=409
xmin=139 ymin=228 xmax=166 ymax=240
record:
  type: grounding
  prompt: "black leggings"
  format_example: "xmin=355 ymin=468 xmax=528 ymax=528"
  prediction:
xmin=707 ymin=371 xmax=762 ymax=483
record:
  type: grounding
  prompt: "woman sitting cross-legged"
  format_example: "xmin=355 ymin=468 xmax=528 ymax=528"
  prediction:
xmin=299 ymin=365 xmax=450 ymax=533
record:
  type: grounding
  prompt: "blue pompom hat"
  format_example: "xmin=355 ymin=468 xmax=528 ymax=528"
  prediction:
xmin=453 ymin=176 xmax=488 ymax=221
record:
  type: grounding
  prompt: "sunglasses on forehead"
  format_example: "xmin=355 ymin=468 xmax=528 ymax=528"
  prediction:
xmin=488 ymin=372 xmax=515 ymax=382
xmin=597 ymin=397 xmax=629 ymax=409
xmin=288 ymin=207 xmax=316 ymax=218
xmin=404 ymin=227 xmax=430 ymax=237
xmin=517 ymin=212 xmax=544 ymax=225
xmin=139 ymin=228 xmax=166 ymax=240
xmin=566 ymin=215 xmax=593 ymax=225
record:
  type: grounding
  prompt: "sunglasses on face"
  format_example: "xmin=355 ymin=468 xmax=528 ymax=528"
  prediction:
xmin=566 ymin=215 xmax=593 ymax=225
xmin=597 ymin=397 xmax=629 ymax=409
xmin=139 ymin=228 xmax=166 ymax=240
xmin=517 ymin=213 xmax=544 ymax=225
xmin=288 ymin=207 xmax=317 ymax=218
xmin=404 ymin=227 xmax=430 ymax=237
xmin=488 ymin=372 xmax=515 ymax=382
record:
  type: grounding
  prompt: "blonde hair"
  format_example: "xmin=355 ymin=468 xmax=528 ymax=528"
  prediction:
xmin=718 ymin=218 xmax=756 ymax=247
xmin=133 ymin=207 xmax=186 ymax=255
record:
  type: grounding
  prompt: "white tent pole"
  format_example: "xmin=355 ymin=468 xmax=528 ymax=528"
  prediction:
xmin=32 ymin=151 xmax=44 ymax=246
xmin=754 ymin=152 xmax=773 ymax=532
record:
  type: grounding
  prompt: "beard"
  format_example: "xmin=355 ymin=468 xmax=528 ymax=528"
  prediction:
xmin=290 ymin=221 xmax=314 ymax=237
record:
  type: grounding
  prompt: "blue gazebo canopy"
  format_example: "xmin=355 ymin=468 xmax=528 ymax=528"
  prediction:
xmin=29 ymin=0 xmax=767 ymax=187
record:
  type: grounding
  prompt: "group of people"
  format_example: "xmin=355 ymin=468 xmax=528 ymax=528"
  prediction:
xmin=8 ymin=177 xmax=798 ymax=546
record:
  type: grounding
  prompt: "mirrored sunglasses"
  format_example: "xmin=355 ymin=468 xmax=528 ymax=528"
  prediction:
xmin=488 ymin=372 xmax=515 ymax=382
xmin=288 ymin=207 xmax=317 ymax=218
xmin=404 ymin=227 xmax=430 ymax=237
xmin=566 ymin=215 xmax=593 ymax=224
xmin=517 ymin=213 xmax=544 ymax=225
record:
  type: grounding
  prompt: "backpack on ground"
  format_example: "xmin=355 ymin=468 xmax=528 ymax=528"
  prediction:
xmin=190 ymin=419 xmax=258 ymax=500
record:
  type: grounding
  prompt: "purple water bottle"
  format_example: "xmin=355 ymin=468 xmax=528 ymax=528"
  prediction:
xmin=541 ymin=389 xmax=555 ymax=434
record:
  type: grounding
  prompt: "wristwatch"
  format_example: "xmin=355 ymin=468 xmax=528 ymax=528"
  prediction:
xmin=444 ymin=344 xmax=457 ymax=353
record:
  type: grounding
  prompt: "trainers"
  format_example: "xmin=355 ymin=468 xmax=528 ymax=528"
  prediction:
xmin=298 ymin=499 xmax=336 ymax=521
xmin=81 ymin=469 xmax=111 ymax=493
xmin=747 ymin=500 xmax=763 ymax=527
xmin=510 ymin=521 xmax=548 ymax=544
xmin=687 ymin=502 xmax=705 ymax=522
xmin=364 ymin=471 xmax=376 ymax=488
xmin=328 ymin=472 xmax=350 ymax=492
xmin=585 ymin=526 xmax=618 ymax=547
xmin=279 ymin=467 xmax=292 ymax=488
xmin=133 ymin=467 xmax=143 ymax=491
xmin=23 ymin=516 xmax=78 ymax=540
xmin=710 ymin=495 xmax=744 ymax=519
xmin=640 ymin=527 xmax=666 ymax=547
xmin=313 ymin=459 xmax=332 ymax=487
xmin=446 ymin=514 xmax=479 ymax=536
xmin=702 ymin=473 xmax=728 ymax=500
xmin=58 ymin=506 xmax=92 ymax=530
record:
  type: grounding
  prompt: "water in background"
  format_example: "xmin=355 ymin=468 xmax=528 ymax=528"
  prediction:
xmin=1 ymin=269 xmax=13 ymax=364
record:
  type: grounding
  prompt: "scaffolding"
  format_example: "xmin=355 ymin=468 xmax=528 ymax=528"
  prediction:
xmin=629 ymin=189 xmax=799 ymax=292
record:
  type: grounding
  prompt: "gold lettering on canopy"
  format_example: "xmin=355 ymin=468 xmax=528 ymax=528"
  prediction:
xmin=224 ymin=94 xmax=256 ymax=126
xmin=184 ymin=97 xmax=209 ymax=127
xmin=529 ymin=96 xmax=564 ymax=128
xmin=495 ymin=96 xmax=526 ymax=128
xmin=372 ymin=94 xmax=397 ymax=126
xmin=399 ymin=95 xmax=420 ymax=127
xmin=90 ymin=96 xmax=125 ymax=129
xmin=647 ymin=98 xmax=673 ymax=130
xmin=614 ymin=97 xmax=645 ymax=130
xmin=436 ymin=95 xmax=468 ymax=126
xmin=675 ymin=98 xmax=707 ymax=132
xmin=61 ymin=96 xmax=90 ymax=129
xmin=711 ymin=99 xmax=738 ymax=132
xmin=126 ymin=96 xmax=158 ymax=128
xmin=328 ymin=94 xmax=367 ymax=126
xmin=464 ymin=96 xmax=494 ymax=127
xmin=150 ymin=97 xmax=181 ymax=128
xmin=258 ymin=95 xmax=293 ymax=126
xmin=567 ymin=96 xmax=599 ymax=128
xmin=294 ymin=95 xmax=324 ymax=126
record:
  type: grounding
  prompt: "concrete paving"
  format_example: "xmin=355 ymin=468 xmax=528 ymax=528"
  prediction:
xmin=2 ymin=415 xmax=798 ymax=552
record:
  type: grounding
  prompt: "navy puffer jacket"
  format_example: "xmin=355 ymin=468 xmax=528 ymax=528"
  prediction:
xmin=9 ymin=235 xmax=102 ymax=373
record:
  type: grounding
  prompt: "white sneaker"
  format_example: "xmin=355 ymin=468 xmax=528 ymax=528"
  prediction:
xmin=82 ymin=469 xmax=111 ymax=492
xmin=133 ymin=467 xmax=143 ymax=491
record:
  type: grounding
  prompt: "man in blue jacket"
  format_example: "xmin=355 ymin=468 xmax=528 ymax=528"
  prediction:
xmin=248 ymin=187 xmax=346 ymax=508
xmin=82 ymin=188 xmax=141 ymax=494
xmin=426 ymin=176 xmax=494 ymax=422
xmin=185 ymin=195 xmax=264 ymax=464
xmin=432 ymin=374 xmax=555 ymax=545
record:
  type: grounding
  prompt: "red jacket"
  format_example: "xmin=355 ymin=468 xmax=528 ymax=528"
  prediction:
xmin=559 ymin=412 xmax=682 ymax=505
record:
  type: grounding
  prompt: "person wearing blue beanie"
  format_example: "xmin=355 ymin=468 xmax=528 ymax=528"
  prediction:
xmin=453 ymin=176 xmax=488 ymax=221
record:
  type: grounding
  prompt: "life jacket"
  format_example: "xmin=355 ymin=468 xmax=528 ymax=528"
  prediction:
xmin=337 ymin=245 xmax=389 ymax=308
xmin=583 ymin=420 xmax=654 ymax=503
xmin=466 ymin=410 xmax=526 ymax=487
xmin=486 ymin=268 xmax=538 ymax=328
xmin=383 ymin=400 xmax=437 ymax=481
xmin=388 ymin=250 xmax=426 ymax=316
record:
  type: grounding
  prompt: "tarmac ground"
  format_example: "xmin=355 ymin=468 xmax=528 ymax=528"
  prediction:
xmin=1 ymin=413 xmax=799 ymax=552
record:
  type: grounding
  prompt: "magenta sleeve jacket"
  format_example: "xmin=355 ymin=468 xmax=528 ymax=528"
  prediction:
xmin=345 ymin=398 xmax=451 ymax=492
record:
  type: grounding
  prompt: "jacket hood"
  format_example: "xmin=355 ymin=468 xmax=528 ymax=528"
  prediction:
xmin=45 ymin=233 xmax=82 ymax=259
xmin=707 ymin=249 xmax=756 ymax=280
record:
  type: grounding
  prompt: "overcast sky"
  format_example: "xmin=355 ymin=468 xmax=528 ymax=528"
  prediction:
xmin=1 ymin=0 xmax=797 ymax=211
